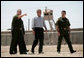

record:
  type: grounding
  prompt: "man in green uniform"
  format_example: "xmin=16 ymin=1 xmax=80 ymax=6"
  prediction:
xmin=55 ymin=10 xmax=76 ymax=54
xmin=9 ymin=9 xmax=28 ymax=54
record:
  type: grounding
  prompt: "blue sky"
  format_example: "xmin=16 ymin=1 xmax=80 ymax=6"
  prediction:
xmin=1 ymin=1 xmax=83 ymax=31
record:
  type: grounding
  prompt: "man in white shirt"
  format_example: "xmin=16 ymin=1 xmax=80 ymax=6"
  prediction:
xmin=31 ymin=9 xmax=47 ymax=54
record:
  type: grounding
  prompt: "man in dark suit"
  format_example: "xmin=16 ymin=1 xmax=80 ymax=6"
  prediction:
xmin=10 ymin=9 xmax=28 ymax=54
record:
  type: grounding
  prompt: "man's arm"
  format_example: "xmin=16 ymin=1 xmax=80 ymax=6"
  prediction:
xmin=18 ymin=14 xmax=27 ymax=19
xmin=43 ymin=21 xmax=47 ymax=32
xmin=55 ymin=19 xmax=60 ymax=36
xmin=56 ymin=25 xmax=60 ymax=36
xmin=44 ymin=25 xmax=47 ymax=31
xmin=68 ymin=26 xmax=70 ymax=35
xmin=22 ymin=24 xmax=25 ymax=35
xmin=32 ymin=18 xmax=35 ymax=34
xmin=67 ymin=18 xmax=71 ymax=34
xmin=43 ymin=19 xmax=47 ymax=31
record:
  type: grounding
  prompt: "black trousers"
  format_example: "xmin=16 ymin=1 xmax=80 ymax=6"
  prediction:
xmin=31 ymin=27 xmax=44 ymax=53
xmin=9 ymin=29 xmax=27 ymax=54
xmin=57 ymin=30 xmax=74 ymax=52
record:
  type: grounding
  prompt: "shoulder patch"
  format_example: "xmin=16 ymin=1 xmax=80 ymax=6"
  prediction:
xmin=57 ymin=17 xmax=61 ymax=21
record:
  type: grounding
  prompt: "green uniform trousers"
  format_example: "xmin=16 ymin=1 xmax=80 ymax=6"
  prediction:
xmin=57 ymin=30 xmax=74 ymax=52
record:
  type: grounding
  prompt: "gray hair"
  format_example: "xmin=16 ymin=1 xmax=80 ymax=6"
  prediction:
xmin=37 ymin=9 xmax=41 ymax=12
xmin=17 ymin=9 xmax=22 ymax=12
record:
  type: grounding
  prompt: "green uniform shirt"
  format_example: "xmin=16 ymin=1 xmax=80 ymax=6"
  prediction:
xmin=55 ymin=17 xmax=70 ymax=31
xmin=11 ymin=15 xmax=25 ymax=34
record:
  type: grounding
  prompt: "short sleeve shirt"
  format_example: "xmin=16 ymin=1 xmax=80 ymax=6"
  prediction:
xmin=55 ymin=17 xmax=70 ymax=28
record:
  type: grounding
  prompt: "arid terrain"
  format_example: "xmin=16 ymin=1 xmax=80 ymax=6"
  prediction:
xmin=1 ymin=44 xmax=83 ymax=57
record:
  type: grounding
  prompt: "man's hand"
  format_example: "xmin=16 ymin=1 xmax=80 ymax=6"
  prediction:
xmin=32 ymin=30 xmax=35 ymax=34
xmin=68 ymin=26 xmax=70 ymax=37
xmin=24 ymin=14 xmax=27 ymax=16
xmin=18 ymin=14 xmax=27 ymax=19
xmin=68 ymin=31 xmax=70 ymax=37
xmin=44 ymin=29 xmax=47 ymax=32
xmin=57 ymin=32 xmax=60 ymax=36
xmin=24 ymin=34 xmax=25 ymax=37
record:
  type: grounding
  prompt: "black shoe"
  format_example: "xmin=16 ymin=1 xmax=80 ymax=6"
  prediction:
xmin=10 ymin=52 xmax=17 ymax=54
xmin=70 ymin=50 xmax=76 ymax=54
xmin=31 ymin=51 xmax=34 ymax=54
xmin=39 ymin=52 xmax=44 ymax=54
xmin=26 ymin=50 xmax=29 ymax=52
xmin=57 ymin=50 xmax=60 ymax=53
xmin=10 ymin=51 xmax=17 ymax=54
xmin=20 ymin=52 xmax=27 ymax=54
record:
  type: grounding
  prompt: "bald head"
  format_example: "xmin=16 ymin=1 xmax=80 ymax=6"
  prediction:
xmin=17 ymin=9 xmax=22 ymax=15
xmin=37 ymin=9 xmax=41 ymax=17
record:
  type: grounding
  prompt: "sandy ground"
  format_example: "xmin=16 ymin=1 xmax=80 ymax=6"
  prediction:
xmin=1 ymin=44 xmax=83 ymax=57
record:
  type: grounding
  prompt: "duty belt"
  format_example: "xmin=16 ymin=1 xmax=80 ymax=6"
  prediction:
xmin=60 ymin=28 xmax=67 ymax=30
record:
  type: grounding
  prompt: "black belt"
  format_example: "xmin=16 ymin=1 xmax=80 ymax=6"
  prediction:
xmin=12 ymin=27 xmax=23 ymax=30
xmin=34 ymin=27 xmax=43 ymax=29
